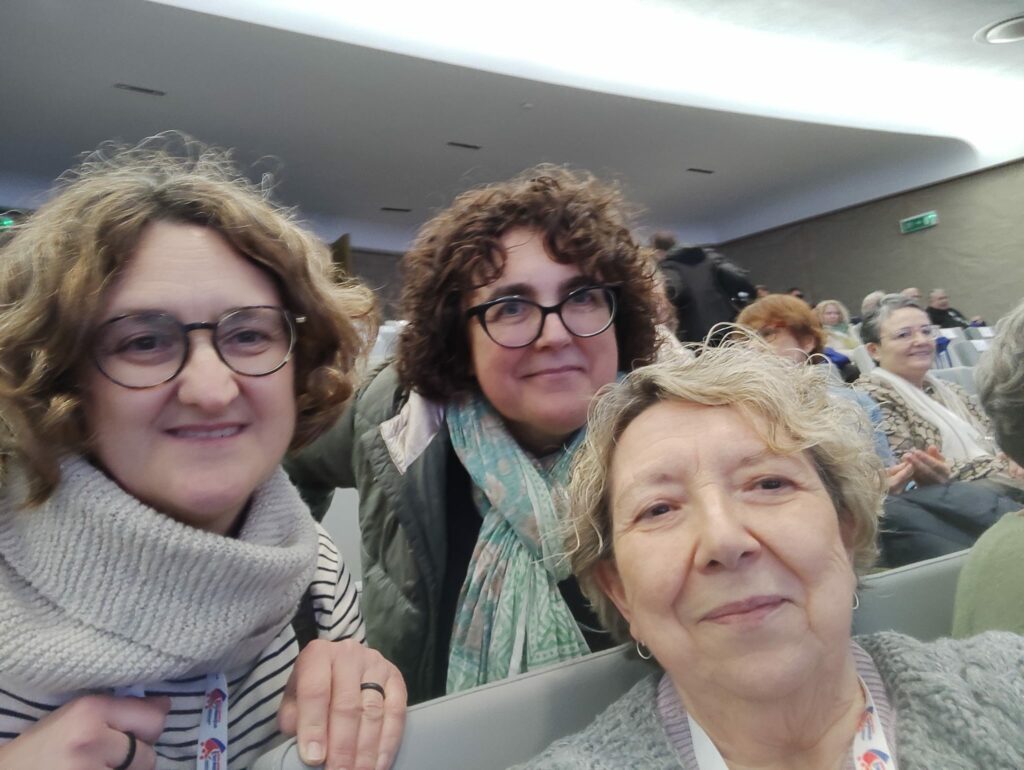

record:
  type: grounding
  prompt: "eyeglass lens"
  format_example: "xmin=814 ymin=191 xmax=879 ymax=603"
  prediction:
xmin=93 ymin=306 xmax=294 ymax=388
xmin=481 ymin=287 xmax=615 ymax=348
xmin=890 ymin=325 xmax=938 ymax=341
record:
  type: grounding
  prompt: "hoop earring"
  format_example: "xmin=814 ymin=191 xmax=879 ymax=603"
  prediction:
xmin=636 ymin=640 xmax=653 ymax=660
xmin=852 ymin=592 xmax=860 ymax=611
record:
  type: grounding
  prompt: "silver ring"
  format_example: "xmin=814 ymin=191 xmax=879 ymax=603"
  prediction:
xmin=113 ymin=731 xmax=137 ymax=770
xmin=359 ymin=681 xmax=385 ymax=698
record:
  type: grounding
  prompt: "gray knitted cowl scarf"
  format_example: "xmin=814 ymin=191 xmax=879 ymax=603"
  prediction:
xmin=0 ymin=457 xmax=318 ymax=692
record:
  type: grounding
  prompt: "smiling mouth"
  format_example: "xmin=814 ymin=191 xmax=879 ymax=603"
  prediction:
xmin=702 ymin=596 xmax=787 ymax=623
xmin=167 ymin=426 xmax=244 ymax=439
xmin=527 ymin=366 xmax=582 ymax=377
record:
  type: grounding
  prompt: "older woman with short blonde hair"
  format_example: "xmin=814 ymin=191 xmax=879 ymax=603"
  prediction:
xmin=520 ymin=341 xmax=1024 ymax=770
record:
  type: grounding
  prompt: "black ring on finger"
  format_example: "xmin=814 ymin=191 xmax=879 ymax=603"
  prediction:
xmin=113 ymin=730 xmax=137 ymax=770
xmin=359 ymin=682 xmax=386 ymax=698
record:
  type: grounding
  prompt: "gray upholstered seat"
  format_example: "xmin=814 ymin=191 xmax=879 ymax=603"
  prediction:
xmin=253 ymin=550 xmax=968 ymax=770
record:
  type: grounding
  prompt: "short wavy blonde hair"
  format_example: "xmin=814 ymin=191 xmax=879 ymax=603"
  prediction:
xmin=814 ymin=299 xmax=852 ymax=326
xmin=0 ymin=136 xmax=377 ymax=505
xmin=567 ymin=336 xmax=886 ymax=642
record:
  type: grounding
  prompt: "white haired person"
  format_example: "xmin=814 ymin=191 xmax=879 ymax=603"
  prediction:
xmin=517 ymin=342 xmax=1024 ymax=769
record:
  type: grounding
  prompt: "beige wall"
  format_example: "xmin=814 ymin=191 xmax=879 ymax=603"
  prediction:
xmin=719 ymin=159 xmax=1024 ymax=321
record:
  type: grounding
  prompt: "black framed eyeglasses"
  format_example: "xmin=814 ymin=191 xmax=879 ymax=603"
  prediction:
xmin=91 ymin=305 xmax=304 ymax=389
xmin=465 ymin=285 xmax=619 ymax=349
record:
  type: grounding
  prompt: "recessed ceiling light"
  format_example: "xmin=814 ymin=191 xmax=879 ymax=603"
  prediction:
xmin=380 ymin=206 xmax=412 ymax=213
xmin=446 ymin=141 xmax=482 ymax=150
xmin=686 ymin=167 xmax=715 ymax=175
xmin=113 ymin=82 xmax=166 ymax=96
xmin=975 ymin=16 xmax=1024 ymax=44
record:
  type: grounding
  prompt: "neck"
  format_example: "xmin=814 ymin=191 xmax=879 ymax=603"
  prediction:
xmin=677 ymin=649 xmax=863 ymax=770
xmin=892 ymin=367 xmax=928 ymax=389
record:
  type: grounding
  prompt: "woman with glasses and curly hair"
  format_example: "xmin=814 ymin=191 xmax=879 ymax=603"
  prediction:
xmin=0 ymin=140 xmax=405 ymax=770
xmin=287 ymin=166 xmax=661 ymax=704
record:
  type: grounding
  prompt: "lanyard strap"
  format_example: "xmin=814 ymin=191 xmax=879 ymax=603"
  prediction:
xmin=115 ymin=672 xmax=229 ymax=770
xmin=689 ymin=676 xmax=896 ymax=770
xmin=198 ymin=672 xmax=229 ymax=770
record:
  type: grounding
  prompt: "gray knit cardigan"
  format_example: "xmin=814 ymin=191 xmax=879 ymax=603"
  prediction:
xmin=515 ymin=631 xmax=1024 ymax=769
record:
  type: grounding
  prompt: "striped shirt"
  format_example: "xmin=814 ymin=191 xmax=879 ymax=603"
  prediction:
xmin=0 ymin=525 xmax=364 ymax=769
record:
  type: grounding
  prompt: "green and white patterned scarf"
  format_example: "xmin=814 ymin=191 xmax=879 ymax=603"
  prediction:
xmin=445 ymin=394 xmax=591 ymax=693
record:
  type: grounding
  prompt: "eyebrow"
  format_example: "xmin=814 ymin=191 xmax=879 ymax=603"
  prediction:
xmin=479 ymin=275 xmax=592 ymax=304
xmin=612 ymin=450 xmax=804 ymax=508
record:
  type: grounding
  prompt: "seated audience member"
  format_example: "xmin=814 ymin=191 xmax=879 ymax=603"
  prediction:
xmin=0 ymin=141 xmax=406 ymax=770
xmin=855 ymin=289 xmax=887 ymax=325
xmin=286 ymin=166 xmax=661 ymax=704
xmin=738 ymin=295 xmax=856 ymax=379
xmin=814 ymin=298 xmax=861 ymax=353
xmin=736 ymin=296 xmax=896 ymax=471
xmin=787 ymin=286 xmax=809 ymax=304
xmin=648 ymin=231 xmax=677 ymax=261
xmin=518 ymin=345 xmax=1024 ymax=769
xmin=856 ymin=294 xmax=1021 ymax=496
xmin=754 ymin=284 xmax=770 ymax=299
xmin=954 ymin=299 xmax=1024 ymax=637
xmin=926 ymin=288 xmax=982 ymax=329
xmin=901 ymin=286 xmax=922 ymax=303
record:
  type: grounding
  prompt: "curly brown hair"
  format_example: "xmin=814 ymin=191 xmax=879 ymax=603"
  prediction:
xmin=395 ymin=165 xmax=660 ymax=400
xmin=0 ymin=136 xmax=377 ymax=505
xmin=737 ymin=294 xmax=827 ymax=355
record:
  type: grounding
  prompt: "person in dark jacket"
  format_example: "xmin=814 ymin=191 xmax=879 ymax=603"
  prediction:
xmin=658 ymin=245 xmax=754 ymax=343
xmin=286 ymin=166 xmax=661 ymax=704
xmin=926 ymin=288 xmax=982 ymax=328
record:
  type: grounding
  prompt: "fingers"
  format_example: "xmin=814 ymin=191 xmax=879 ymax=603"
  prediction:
xmin=105 ymin=696 xmax=171 ymax=745
xmin=288 ymin=640 xmax=333 ymax=766
xmin=345 ymin=654 xmax=389 ymax=770
xmin=5 ymin=695 xmax=169 ymax=770
xmin=103 ymin=696 xmax=168 ymax=770
xmin=100 ymin=726 xmax=157 ymax=770
xmin=886 ymin=461 xmax=914 ymax=494
xmin=283 ymin=639 xmax=408 ymax=770
xmin=905 ymin=449 xmax=950 ymax=485
xmin=375 ymin=666 xmax=407 ymax=770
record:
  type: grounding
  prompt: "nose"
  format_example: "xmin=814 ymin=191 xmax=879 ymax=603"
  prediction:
xmin=533 ymin=308 xmax=573 ymax=349
xmin=692 ymin=486 xmax=761 ymax=572
xmin=175 ymin=336 xmax=240 ymax=411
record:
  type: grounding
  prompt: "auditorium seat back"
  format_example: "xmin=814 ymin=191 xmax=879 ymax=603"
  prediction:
xmin=253 ymin=551 xmax=968 ymax=770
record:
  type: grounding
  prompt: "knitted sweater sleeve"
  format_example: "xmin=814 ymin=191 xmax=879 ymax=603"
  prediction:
xmin=311 ymin=524 xmax=365 ymax=643
xmin=856 ymin=631 xmax=1024 ymax=770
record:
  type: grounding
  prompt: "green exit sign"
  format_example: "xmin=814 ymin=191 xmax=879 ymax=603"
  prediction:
xmin=899 ymin=211 xmax=938 ymax=234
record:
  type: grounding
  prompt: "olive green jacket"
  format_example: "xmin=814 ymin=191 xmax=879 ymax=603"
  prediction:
xmin=285 ymin=364 xmax=455 ymax=704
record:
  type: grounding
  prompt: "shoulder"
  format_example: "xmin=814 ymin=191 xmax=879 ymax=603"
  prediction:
xmin=513 ymin=675 xmax=677 ymax=770
xmin=954 ymin=511 xmax=1024 ymax=636
xmin=857 ymin=631 xmax=1024 ymax=765
xmin=858 ymin=629 xmax=1024 ymax=676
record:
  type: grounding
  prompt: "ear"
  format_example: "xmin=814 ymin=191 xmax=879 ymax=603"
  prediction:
xmin=593 ymin=558 xmax=634 ymax=628
xmin=865 ymin=341 xmax=880 ymax=362
xmin=837 ymin=510 xmax=858 ymax=564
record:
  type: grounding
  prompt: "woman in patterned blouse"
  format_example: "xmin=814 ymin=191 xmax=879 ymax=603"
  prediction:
xmin=856 ymin=294 xmax=1022 ymax=496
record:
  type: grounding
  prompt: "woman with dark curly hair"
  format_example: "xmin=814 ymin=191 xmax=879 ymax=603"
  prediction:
xmin=287 ymin=166 xmax=660 ymax=703
xmin=0 ymin=140 xmax=406 ymax=770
